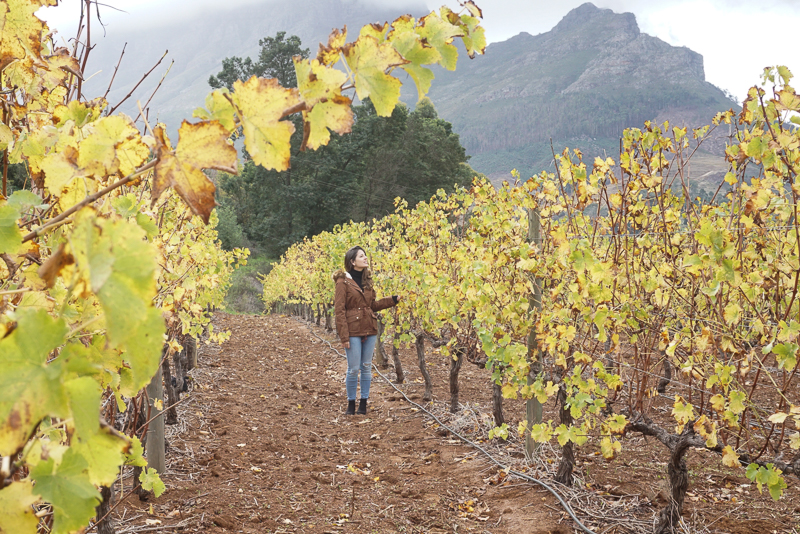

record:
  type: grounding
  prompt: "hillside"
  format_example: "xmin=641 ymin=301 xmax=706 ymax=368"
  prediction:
xmin=80 ymin=0 xmax=427 ymax=137
xmin=422 ymin=3 xmax=738 ymax=185
xmin=79 ymin=1 xmax=737 ymax=189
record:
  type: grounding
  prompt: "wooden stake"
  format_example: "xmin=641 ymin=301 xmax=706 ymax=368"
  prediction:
xmin=525 ymin=208 xmax=543 ymax=461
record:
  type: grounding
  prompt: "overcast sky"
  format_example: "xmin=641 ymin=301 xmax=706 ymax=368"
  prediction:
xmin=39 ymin=0 xmax=800 ymax=102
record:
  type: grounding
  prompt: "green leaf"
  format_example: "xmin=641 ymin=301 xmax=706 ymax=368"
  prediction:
xmin=71 ymin=426 xmax=129 ymax=486
xmin=64 ymin=377 xmax=100 ymax=439
xmin=772 ymin=343 xmax=798 ymax=371
xmin=729 ymin=390 xmax=746 ymax=415
xmin=69 ymin=216 xmax=164 ymax=395
xmin=0 ymin=204 xmax=23 ymax=255
xmin=529 ymin=423 xmax=552 ymax=443
xmin=6 ymin=190 xmax=46 ymax=211
xmin=30 ymin=450 xmax=100 ymax=534
xmin=125 ymin=436 xmax=147 ymax=467
xmin=387 ymin=18 xmax=438 ymax=100
xmin=0 ymin=480 xmax=40 ymax=534
xmin=139 ymin=467 xmax=166 ymax=497
xmin=135 ymin=212 xmax=159 ymax=239
xmin=0 ymin=309 xmax=69 ymax=456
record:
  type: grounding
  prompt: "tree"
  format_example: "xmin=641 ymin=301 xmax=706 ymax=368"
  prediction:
xmin=211 ymin=35 xmax=481 ymax=257
xmin=208 ymin=31 xmax=309 ymax=90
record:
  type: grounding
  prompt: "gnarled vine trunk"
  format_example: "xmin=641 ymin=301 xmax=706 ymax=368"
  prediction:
xmin=449 ymin=347 xmax=464 ymax=413
xmin=555 ymin=348 xmax=575 ymax=485
xmin=161 ymin=348 xmax=179 ymax=425
xmin=391 ymin=341 xmax=405 ymax=384
xmin=376 ymin=319 xmax=389 ymax=369
xmin=492 ymin=380 xmax=504 ymax=427
xmin=95 ymin=485 xmax=115 ymax=534
xmin=654 ymin=437 xmax=692 ymax=534
xmin=554 ymin=383 xmax=574 ymax=485
xmin=415 ymin=334 xmax=433 ymax=401
xmin=185 ymin=335 xmax=197 ymax=371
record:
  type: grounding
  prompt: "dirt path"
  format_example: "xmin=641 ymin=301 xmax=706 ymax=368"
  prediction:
xmin=110 ymin=313 xmax=800 ymax=534
xmin=115 ymin=313 xmax=572 ymax=534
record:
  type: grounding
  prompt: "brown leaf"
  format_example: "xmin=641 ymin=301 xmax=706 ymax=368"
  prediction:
xmin=152 ymin=121 xmax=237 ymax=224
xmin=38 ymin=242 xmax=74 ymax=289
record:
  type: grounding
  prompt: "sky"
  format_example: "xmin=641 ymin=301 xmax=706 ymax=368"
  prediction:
xmin=38 ymin=0 xmax=800 ymax=102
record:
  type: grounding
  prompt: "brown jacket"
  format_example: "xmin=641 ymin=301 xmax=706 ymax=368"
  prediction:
xmin=333 ymin=269 xmax=396 ymax=344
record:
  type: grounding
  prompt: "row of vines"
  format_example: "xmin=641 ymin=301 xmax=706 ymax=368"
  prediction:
xmin=263 ymin=69 xmax=800 ymax=533
xmin=0 ymin=0 xmax=487 ymax=532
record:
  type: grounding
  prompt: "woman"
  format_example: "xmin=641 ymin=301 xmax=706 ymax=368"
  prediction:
xmin=333 ymin=246 xmax=400 ymax=415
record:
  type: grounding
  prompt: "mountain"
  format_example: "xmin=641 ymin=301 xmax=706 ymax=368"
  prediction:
xmin=80 ymin=0 xmax=427 ymax=137
xmin=421 ymin=3 xmax=737 ymax=186
xmin=79 ymin=1 xmax=736 ymax=190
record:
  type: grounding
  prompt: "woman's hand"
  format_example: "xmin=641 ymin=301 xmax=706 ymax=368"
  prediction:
xmin=396 ymin=295 xmax=402 ymax=302
xmin=343 ymin=341 xmax=350 ymax=350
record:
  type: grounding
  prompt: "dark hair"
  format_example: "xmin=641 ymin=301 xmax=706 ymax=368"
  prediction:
xmin=344 ymin=246 xmax=373 ymax=290
xmin=344 ymin=246 xmax=365 ymax=271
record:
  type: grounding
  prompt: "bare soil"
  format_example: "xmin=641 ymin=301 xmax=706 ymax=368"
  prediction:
xmin=109 ymin=313 xmax=800 ymax=534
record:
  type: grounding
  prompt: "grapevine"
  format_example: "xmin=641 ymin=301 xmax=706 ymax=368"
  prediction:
xmin=262 ymin=67 xmax=800 ymax=532
xmin=0 ymin=0 xmax=486 ymax=532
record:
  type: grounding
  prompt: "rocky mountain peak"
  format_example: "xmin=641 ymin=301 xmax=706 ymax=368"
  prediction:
xmin=552 ymin=2 xmax=639 ymax=43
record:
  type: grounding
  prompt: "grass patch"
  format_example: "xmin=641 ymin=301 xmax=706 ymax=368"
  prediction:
xmin=223 ymin=254 xmax=275 ymax=314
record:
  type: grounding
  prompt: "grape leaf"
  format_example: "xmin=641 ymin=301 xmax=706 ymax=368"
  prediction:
xmin=30 ymin=450 xmax=100 ymax=534
xmin=140 ymin=467 xmax=166 ymax=497
xmin=343 ymin=35 xmax=407 ymax=117
xmin=0 ymin=480 xmax=40 ymax=534
xmin=232 ymin=76 xmax=300 ymax=171
xmin=192 ymin=89 xmax=236 ymax=132
xmin=0 ymin=122 xmax=12 ymax=151
xmin=722 ymin=445 xmax=740 ymax=468
xmin=152 ymin=121 xmax=236 ymax=224
xmin=600 ymin=436 xmax=621 ymax=460
xmin=0 ymin=0 xmax=50 ymax=71
xmin=293 ymin=57 xmax=352 ymax=150
xmin=316 ymin=26 xmax=347 ymax=66
xmin=0 ymin=309 xmax=68 ymax=456
xmin=76 ymin=115 xmax=149 ymax=178
xmin=69 ymin=216 xmax=164 ymax=395
xmin=417 ymin=11 xmax=463 ymax=71
xmin=302 ymin=95 xmax=353 ymax=150
xmin=71 ymin=426 xmax=129 ymax=486
xmin=387 ymin=17 xmax=438 ymax=100
xmin=0 ymin=203 xmax=23 ymax=255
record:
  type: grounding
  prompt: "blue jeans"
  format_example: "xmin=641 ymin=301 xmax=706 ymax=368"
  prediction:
xmin=345 ymin=335 xmax=377 ymax=401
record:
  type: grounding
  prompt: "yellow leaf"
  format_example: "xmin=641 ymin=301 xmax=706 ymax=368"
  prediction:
xmin=721 ymin=445 xmax=739 ymax=468
xmin=302 ymin=95 xmax=353 ymax=150
xmin=768 ymin=412 xmax=789 ymax=424
xmin=232 ymin=76 xmax=300 ymax=171
xmin=343 ymin=35 xmax=407 ymax=117
xmin=152 ymin=121 xmax=237 ymax=224
xmin=600 ymin=437 xmax=621 ymax=460
xmin=40 ymin=145 xmax=80 ymax=197
xmin=77 ymin=115 xmax=149 ymax=178
xmin=316 ymin=26 xmax=347 ymax=66
xmin=418 ymin=10 xmax=464 ymax=70
xmin=0 ymin=0 xmax=49 ymax=71
xmin=0 ymin=123 xmax=12 ymax=151
xmin=193 ymin=89 xmax=236 ymax=132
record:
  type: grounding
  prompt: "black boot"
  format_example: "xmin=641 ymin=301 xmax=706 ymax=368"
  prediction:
xmin=356 ymin=398 xmax=367 ymax=415
xmin=345 ymin=400 xmax=356 ymax=415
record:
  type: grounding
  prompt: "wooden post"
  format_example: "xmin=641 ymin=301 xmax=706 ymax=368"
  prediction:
xmin=145 ymin=364 xmax=166 ymax=473
xmin=525 ymin=208 xmax=543 ymax=461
